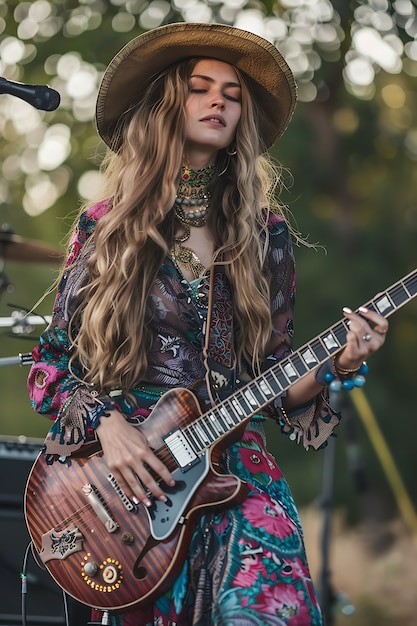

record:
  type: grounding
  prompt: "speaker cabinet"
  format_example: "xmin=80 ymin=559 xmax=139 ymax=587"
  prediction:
xmin=0 ymin=436 xmax=90 ymax=625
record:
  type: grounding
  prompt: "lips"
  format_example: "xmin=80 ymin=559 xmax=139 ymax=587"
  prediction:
xmin=200 ymin=115 xmax=226 ymax=126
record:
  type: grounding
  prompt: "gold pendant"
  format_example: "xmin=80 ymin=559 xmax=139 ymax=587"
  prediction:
xmin=171 ymin=242 xmax=206 ymax=280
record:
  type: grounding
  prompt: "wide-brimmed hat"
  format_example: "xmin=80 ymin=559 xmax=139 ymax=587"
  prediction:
xmin=96 ymin=22 xmax=297 ymax=150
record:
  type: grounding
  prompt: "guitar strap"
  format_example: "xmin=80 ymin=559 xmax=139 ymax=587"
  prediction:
xmin=203 ymin=265 xmax=237 ymax=406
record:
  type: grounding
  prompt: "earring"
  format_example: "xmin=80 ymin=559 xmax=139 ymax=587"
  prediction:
xmin=219 ymin=145 xmax=237 ymax=176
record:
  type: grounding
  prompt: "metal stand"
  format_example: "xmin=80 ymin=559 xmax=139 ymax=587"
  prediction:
xmin=0 ymin=312 xmax=51 ymax=368
xmin=317 ymin=390 xmax=357 ymax=624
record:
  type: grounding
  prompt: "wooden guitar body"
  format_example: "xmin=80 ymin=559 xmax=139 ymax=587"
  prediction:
xmin=25 ymin=388 xmax=248 ymax=611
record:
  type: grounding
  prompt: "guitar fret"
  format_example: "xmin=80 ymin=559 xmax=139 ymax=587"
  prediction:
xmin=264 ymin=369 xmax=285 ymax=395
xmin=206 ymin=411 xmax=226 ymax=437
xmin=231 ymin=396 xmax=247 ymax=417
xmin=373 ymin=293 xmax=394 ymax=316
xmin=271 ymin=366 xmax=291 ymax=389
xmin=236 ymin=391 xmax=255 ymax=416
xmin=199 ymin=417 xmax=218 ymax=443
xmin=216 ymin=407 xmax=233 ymax=432
xmin=223 ymin=397 xmax=245 ymax=423
xmin=332 ymin=322 xmax=348 ymax=347
xmin=246 ymin=381 xmax=270 ymax=407
xmin=288 ymin=353 xmax=307 ymax=377
xmin=282 ymin=361 xmax=298 ymax=381
xmin=320 ymin=330 xmax=340 ymax=354
xmin=257 ymin=377 xmax=274 ymax=400
xmin=300 ymin=346 xmax=319 ymax=370
xmin=242 ymin=387 xmax=259 ymax=408
xmin=219 ymin=404 xmax=237 ymax=427
xmin=186 ymin=424 xmax=204 ymax=450
xmin=308 ymin=338 xmax=329 ymax=362
xmin=191 ymin=422 xmax=211 ymax=446
xmin=388 ymin=282 xmax=411 ymax=307
xmin=405 ymin=274 xmax=417 ymax=296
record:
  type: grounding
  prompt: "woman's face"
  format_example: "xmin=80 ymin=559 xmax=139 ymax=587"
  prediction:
xmin=184 ymin=58 xmax=242 ymax=168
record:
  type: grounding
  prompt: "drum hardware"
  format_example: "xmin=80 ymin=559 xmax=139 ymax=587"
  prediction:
xmin=0 ymin=309 xmax=51 ymax=367
xmin=0 ymin=307 xmax=50 ymax=335
xmin=0 ymin=352 xmax=34 ymax=367
xmin=0 ymin=224 xmax=64 ymax=265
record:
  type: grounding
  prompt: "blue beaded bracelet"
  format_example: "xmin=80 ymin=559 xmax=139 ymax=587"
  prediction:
xmin=325 ymin=362 xmax=368 ymax=392
xmin=315 ymin=359 xmax=368 ymax=392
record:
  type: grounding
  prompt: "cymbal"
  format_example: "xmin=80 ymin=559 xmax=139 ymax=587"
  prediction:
xmin=0 ymin=231 xmax=64 ymax=264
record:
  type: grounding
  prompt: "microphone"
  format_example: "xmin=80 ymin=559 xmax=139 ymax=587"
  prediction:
xmin=0 ymin=76 xmax=60 ymax=111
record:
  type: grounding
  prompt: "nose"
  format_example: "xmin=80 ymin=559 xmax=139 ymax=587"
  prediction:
xmin=209 ymin=90 xmax=225 ymax=110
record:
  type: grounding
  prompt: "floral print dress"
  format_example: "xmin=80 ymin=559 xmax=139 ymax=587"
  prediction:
xmin=27 ymin=200 xmax=340 ymax=625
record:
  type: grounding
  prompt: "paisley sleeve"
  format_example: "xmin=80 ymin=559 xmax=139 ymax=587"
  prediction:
xmin=27 ymin=200 xmax=116 ymax=459
xmin=264 ymin=213 xmax=341 ymax=450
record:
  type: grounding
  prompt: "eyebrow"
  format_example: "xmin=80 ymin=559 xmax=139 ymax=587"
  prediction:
xmin=190 ymin=73 xmax=241 ymax=89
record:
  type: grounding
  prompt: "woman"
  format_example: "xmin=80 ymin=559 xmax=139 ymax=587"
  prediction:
xmin=28 ymin=22 xmax=388 ymax=626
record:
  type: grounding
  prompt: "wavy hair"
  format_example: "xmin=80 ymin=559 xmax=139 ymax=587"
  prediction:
xmin=68 ymin=58 xmax=286 ymax=392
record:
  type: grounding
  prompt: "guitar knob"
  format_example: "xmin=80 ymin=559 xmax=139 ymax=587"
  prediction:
xmin=83 ymin=561 xmax=98 ymax=577
xmin=121 ymin=531 xmax=134 ymax=545
xmin=102 ymin=563 xmax=119 ymax=584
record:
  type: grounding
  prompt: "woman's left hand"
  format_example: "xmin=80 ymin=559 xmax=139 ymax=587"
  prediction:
xmin=337 ymin=305 xmax=388 ymax=370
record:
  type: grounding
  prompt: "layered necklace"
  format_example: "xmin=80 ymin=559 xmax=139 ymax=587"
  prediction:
xmin=171 ymin=164 xmax=214 ymax=280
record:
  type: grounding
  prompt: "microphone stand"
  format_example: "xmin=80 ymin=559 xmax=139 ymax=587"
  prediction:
xmin=317 ymin=405 xmax=338 ymax=625
xmin=317 ymin=390 xmax=357 ymax=624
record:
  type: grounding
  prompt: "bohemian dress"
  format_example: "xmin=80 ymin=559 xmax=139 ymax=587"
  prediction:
xmin=27 ymin=200 xmax=340 ymax=626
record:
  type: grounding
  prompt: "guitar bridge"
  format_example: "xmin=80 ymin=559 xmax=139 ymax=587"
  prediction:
xmin=82 ymin=483 xmax=119 ymax=533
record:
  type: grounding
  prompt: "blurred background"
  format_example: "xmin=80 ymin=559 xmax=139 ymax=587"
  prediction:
xmin=0 ymin=1 xmax=416 ymax=624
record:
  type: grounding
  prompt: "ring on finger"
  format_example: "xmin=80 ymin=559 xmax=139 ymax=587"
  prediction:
xmin=362 ymin=334 xmax=371 ymax=341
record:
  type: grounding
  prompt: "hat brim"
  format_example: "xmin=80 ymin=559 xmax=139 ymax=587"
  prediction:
xmin=96 ymin=22 xmax=297 ymax=150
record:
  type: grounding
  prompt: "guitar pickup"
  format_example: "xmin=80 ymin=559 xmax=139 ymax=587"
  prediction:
xmin=163 ymin=429 xmax=199 ymax=470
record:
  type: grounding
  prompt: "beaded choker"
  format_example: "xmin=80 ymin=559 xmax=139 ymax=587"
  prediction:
xmin=171 ymin=164 xmax=215 ymax=280
xmin=174 ymin=164 xmax=214 ymax=228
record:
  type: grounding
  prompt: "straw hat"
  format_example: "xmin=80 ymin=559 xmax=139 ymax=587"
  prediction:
xmin=96 ymin=22 xmax=297 ymax=150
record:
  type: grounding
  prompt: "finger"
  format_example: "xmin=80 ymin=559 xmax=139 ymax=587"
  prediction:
xmin=372 ymin=325 xmax=388 ymax=336
xmin=343 ymin=306 xmax=388 ymax=342
xmin=141 ymin=448 xmax=176 ymax=491
xmin=121 ymin=455 xmax=174 ymax=505
xmin=357 ymin=306 xmax=389 ymax=334
xmin=134 ymin=464 xmax=171 ymax=503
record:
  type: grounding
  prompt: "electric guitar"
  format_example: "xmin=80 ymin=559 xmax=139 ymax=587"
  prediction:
xmin=24 ymin=269 xmax=417 ymax=612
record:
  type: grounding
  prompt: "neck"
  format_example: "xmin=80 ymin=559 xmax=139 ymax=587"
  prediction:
xmin=183 ymin=149 xmax=217 ymax=171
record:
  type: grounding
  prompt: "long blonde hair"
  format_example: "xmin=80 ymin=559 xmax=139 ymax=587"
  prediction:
xmin=69 ymin=59 xmax=286 ymax=392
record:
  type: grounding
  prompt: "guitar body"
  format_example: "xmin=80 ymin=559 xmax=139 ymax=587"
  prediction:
xmin=25 ymin=388 xmax=248 ymax=612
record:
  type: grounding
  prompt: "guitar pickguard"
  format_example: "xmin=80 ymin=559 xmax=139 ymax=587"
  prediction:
xmin=146 ymin=451 xmax=209 ymax=541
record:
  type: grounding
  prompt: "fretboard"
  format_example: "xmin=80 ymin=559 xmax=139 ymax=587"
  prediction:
xmin=184 ymin=268 xmax=417 ymax=453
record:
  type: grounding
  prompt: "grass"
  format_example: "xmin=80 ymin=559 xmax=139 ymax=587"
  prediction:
xmin=300 ymin=506 xmax=417 ymax=626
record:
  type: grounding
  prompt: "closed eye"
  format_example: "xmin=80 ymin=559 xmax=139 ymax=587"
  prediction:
xmin=189 ymin=88 xmax=240 ymax=103
xmin=225 ymin=93 xmax=240 ymax=103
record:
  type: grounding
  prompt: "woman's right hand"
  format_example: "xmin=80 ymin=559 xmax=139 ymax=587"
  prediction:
xmin=96 ymin=409 xmax=175 ymax=507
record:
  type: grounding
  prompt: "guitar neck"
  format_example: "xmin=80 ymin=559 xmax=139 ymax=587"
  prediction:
xmin=183 ymin=269 xmax=417 ymax=453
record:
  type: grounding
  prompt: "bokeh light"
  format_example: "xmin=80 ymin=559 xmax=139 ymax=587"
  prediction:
xmin=0 ymin=0 xmax=414 ymax=218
